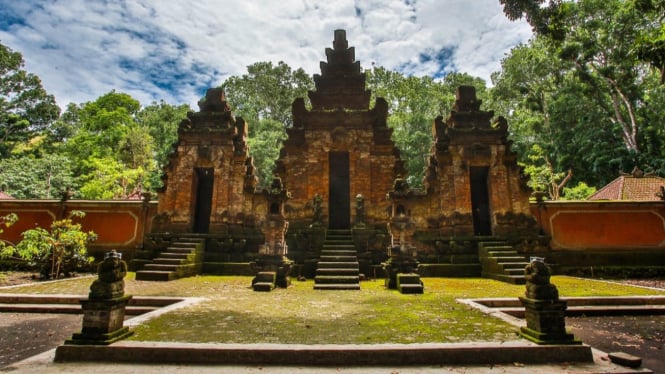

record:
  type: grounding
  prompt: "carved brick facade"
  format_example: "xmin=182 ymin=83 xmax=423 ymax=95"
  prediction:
xmin=275 ymin=30 xmax=405 ymax=229
xmin=152 ymin=88 xmax=263 ymax=234
xmin=148 ymin=29 xmax=537 ymax=262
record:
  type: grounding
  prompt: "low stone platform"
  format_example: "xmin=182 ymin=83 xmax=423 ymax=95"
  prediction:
xmin=54 ymin=341 xmax=593 ymax=366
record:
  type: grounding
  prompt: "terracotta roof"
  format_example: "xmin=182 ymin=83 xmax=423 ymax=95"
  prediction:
xmin=0 ymin=190 xmax=14 ymax=199
xmin=588 ymin=174 xmax=665 ymax=201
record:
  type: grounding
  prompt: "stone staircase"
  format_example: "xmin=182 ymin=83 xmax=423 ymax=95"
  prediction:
xmin=478 ymin=241 xmax=528 ymax=284
xmin=314 ymin=229 xmax=360 ymax=290
xmin=135 ymin=237 xmax=205 ymax=281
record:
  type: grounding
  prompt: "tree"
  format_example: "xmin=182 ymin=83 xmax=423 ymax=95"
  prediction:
xmin=0 ymin=154 xmax=75 ymax=199
xmin=562 ymin=182 xmax=596 ymax=200
xmin=63 ymin=91 xmax=157 ymax=197
xmin=520 ymin=144 xmax=573 ymax=200
xmin=0 ymin=42 xmax=60 ymax=156
xmin=0 ymin=210 xmax=96 ymax=278
xmin=367 ymin=66 xmax=487 ymax=186
xmin=500 ymin=0 xmax=665 ymax=83
xmin=0 ymin=213 xmax=18 ymax=249
xmin=135 ymin=100 xmax=191 ymax=187
xmin=221 ymin=61 xmax=314 ymax=186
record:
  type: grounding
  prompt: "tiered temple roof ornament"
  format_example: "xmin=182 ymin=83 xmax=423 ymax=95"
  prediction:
xmin=307 ymin=29 xmax=371 ymax=111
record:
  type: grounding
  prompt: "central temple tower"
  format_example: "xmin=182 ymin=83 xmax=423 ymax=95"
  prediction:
xmin=275 ymin=30 xmax=405 ymax=229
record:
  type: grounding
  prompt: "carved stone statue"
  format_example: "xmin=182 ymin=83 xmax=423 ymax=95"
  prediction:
xmin=311 ymin=194 xmax=323 ymax=226
xmin=89 ymin=250 xmax=128 ymax=300
xmin=354 ymin=194 xmax=366 ymax=227
xmin=524 ymin=258 xmax=559 ymax=300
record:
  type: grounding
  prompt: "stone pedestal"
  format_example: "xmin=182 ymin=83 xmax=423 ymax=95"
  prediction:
xmin=66 ymin=295 xmax=133 ymax=345
xmin=382 ymin=254 xmax=419 ymax=289
xmin=518 ymin=297 xmax=579 ymax=345
xmin=250 ymin=255 xmax=293 ymax=289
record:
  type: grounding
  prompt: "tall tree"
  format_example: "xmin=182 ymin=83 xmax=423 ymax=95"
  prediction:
xmin=367 ymin=66 xmax=487 ymax=187
xmin=0 ymin=42 xmax=60 ymax=156
xmin=220 ymin=61 xmax=314 ymax=186
xmin=500 ymin=0 xmax=665 ymax=83
xmin=0 ymin=154 xmax=74 ymax=199
xmin=63 ymin=91 xmax=156 ymax=198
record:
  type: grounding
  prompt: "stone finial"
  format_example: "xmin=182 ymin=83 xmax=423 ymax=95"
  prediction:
xmin=453 ymin=86 xmax=481 ymax=112
xmin=198 ymin=88 xmax=231 ymax=112
xmin=333 ymin=29 xmax=348 ymax=50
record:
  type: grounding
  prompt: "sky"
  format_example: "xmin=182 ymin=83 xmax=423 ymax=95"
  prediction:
xmin=0 ymin=0 xmax=532 ymax=110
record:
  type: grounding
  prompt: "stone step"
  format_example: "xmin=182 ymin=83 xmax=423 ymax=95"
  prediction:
xmin=135 ymin=270 xmax=174 ymax=281
xmin=398 ymin=284 xmax=424 ymax=294
xmin=487 ymin=250 xmax=519 ymax=256
xmin=165 ymin=247 xmax=197 ymax=254
xmin=499 ymin=262 xmax=529 ymax=269
xmin=319 ymin=255 xmax=357 ymax=262
xmin=154 ymin=258 xmax=186 ymax=265
xmin=314 ymin=275 xmax=360 ymax=284
xmin=316 ymin=268 xmax=359 ymax=276
xmin=480 ymin=241 xmax=508 ymax=248
xmin=143 ymin=264 xmax=179 ymax=272
xmin=159 ymin=253 xmax=190 ymax=260
xmin=0 ymin=303 xmax=158 ymax=315
xmin=483 ymin=245 xmax=514 ymax=251
xmin=494 ymin=256 xmax=527 ymax=262
xmin=320 ymin=250 xmax=356 ymax=256
xmin=317 ymin=261 xmax=359 ymax=269
xmin=313 ymin=283 xmax=360 ymax=290
xmin=252 ymin=282 xmax=274 ymax=292
xmin=322 ymin=244 xmax=355 ymax=250
xmin=396 ymin=274 xmax=422 ymax=284
xmin=482 ymin=272 xmax=526 ymax=285
xmin=504 ymin=268 xmax=525 ymax=275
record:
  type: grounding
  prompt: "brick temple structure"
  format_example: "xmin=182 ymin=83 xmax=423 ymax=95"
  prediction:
xmin=136 ymin=30 xmax=541 ymax=283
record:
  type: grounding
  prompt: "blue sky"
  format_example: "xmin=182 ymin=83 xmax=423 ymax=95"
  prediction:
xmin=0 ymin=0 xmax=531 ymax=109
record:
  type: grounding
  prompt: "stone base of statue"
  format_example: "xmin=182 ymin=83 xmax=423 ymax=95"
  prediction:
xmin=250 ymin=255 xmax=293 ymax=289
xmin=382 ymin=254 xmax=419 ymax=289
xmin=518 ymin=297 xmax=580 ymax=345
xmin=65 ymin=295 xmax=134 ymax=345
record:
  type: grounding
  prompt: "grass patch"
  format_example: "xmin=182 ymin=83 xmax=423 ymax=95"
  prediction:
xmin=2 ymin=274 xmax=663 ymax=344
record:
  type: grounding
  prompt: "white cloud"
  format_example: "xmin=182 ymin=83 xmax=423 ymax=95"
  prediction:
xmin=0 ymin=0 xmax=531 ymax=109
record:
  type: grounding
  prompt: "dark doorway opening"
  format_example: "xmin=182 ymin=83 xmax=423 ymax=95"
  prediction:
xmin=470 ymin=166 xmax=492 ymax=236
xmin=329 ymin=152 xmax=350 ymax=229
xmin=193 ymin=168 xmax=214 ymax=233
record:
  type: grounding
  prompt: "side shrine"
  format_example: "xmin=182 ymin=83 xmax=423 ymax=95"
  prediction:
xmin=135 ymin=30 xmax=544 ymax=285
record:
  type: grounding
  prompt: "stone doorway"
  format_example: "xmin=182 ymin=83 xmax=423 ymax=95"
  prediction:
xmin=329 ymin=152 xmax=350 ymax=229
xmin=192 ymin=168 xmax=214 ymax=233
xmin=470 ymin=166 xmax=492 ymax=235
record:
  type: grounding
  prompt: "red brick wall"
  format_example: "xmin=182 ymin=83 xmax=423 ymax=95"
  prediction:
xmin=531 ymin=201 xmax=665 ymax=250
xmin=0 ymin=200 xmax=156 ymax=258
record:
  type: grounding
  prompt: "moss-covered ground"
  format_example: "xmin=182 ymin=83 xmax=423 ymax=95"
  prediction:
xmin=2 ymin=274 xmax=663 ymax=344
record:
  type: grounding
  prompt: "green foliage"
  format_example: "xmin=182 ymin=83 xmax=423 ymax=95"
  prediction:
xmin=0 ymin=154 xmax=75 ymax=199
xmin=0 ymin=42 xmax=60 ymax=156
xmin=0 ymin=210 xmax=96 ymax=278
xmin=0 ymin=213 xmax=18 ymax=249
xmin=78 ymin=157 xmax=143 ymax=199
xmin=367 ymin=67 xmax=487 ymax=187
xmin=493 ymin=1 xmax=665 ymax=189
xmin=561 ymin=182 xmax=596 ymax=200
xmin=247 ymin=119 xmax=288 ymax=186
xmin=135 ymin=100 xmax=191 ymax=187
xmin=222 ymin=61 xmax=314 ymax=128
xmin=519 ymin=144 xmax=572 ymax=200
xmin=221 ymin=61 xmax=314 ymax=186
